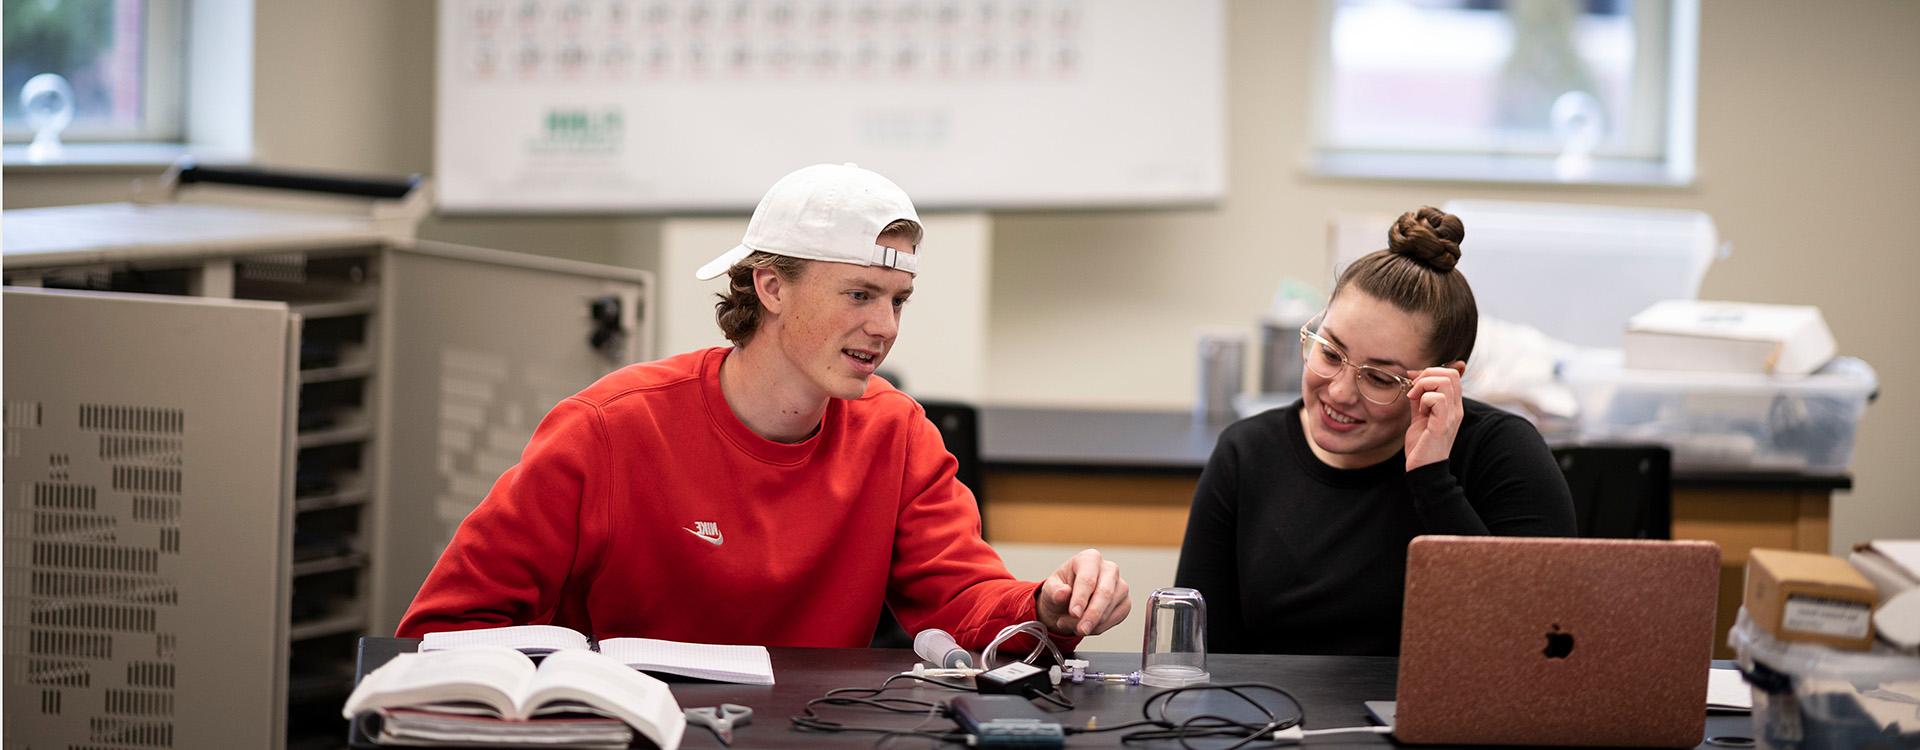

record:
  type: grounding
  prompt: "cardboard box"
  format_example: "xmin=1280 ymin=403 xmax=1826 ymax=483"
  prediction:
xmin=1745 ymin=548 xmax=1878 ymax=650
xmin=1625 ymin=300 xmax=1836 ymax=376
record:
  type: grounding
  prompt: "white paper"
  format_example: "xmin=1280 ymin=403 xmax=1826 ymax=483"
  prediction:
xmin=1707 ymin=668 xmax=1753 ymax=711
xmin=343 ymin=647 xmax=534 ymax=720
xmin=421 ymin=625 xmax=592 ymax=654
xmin=379 ymin=709 xmax=632 ymax=748
xmin=346 ymin=647 xmax=687 ymax=750
xmin=1868 ymin=540 xmax=1920 ymax=581
xmin=1783 ymin=595 xmax=1873 ymax=639
xmin=595 ymin=638 xmax=775 ymax=685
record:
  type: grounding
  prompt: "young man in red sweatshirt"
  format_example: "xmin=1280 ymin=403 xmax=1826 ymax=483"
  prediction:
xmin=398 ymin=163 xmax=1131 ymax=649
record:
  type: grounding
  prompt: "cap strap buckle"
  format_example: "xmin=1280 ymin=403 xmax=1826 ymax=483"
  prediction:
xmin=869 ymin=245 xmax=919 ymax=274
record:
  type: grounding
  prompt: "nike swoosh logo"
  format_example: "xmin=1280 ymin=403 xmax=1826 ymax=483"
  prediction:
xmin=684 ymin=527 xmax=724 ymax=546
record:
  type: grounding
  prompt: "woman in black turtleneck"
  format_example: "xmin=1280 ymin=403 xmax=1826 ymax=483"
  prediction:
xmin=1174 ymin=207 xmax=1576 ymax=657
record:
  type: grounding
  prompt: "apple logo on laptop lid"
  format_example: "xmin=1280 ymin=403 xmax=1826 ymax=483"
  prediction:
xmin=1543 ymin=624 xmax=1574 ymax=659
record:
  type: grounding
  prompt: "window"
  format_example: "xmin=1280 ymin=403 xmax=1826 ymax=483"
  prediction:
xmin=3 ymin=0 xmax=186 ymax=144
xmin=1312 ymin=0 xmax=1697 ymax=185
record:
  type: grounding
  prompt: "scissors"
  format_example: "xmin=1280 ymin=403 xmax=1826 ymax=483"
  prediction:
xmin=685 ymin=703 xmax=753 ymax=746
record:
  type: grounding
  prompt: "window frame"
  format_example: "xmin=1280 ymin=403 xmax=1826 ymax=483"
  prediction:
xmin=1307 ymin=0 xmax=1699 ymax=187
xmin=3 ymin=0 xmax=189 ymax=144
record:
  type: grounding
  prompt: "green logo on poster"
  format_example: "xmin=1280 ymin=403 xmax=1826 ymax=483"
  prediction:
xmin=530 ymin=108 xmax=623 ymax=154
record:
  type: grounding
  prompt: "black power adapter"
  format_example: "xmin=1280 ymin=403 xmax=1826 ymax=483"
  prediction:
xmin=974 ymin=661 xmax=1052 ymax=697
xmin=950 ymin=694 xmax=1065 ymax=749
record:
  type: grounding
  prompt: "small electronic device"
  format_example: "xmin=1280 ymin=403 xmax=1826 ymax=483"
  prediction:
xmin=950 ymin=694 xmax=1064 ymax=749
xmin=974 ymin=661 xmax=1050 ymax=696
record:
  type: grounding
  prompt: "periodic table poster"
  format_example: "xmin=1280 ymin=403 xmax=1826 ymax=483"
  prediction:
xmin=436 ymin=0 xmax=1224 ymax=212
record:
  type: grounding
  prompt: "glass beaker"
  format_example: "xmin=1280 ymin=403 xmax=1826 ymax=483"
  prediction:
xmin=1140 ymin=586 xmax=1210 ymax=688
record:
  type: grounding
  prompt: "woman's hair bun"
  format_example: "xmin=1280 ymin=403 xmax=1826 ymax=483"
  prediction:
xmin=1387 ymin=206 xmax=1465 ymax=272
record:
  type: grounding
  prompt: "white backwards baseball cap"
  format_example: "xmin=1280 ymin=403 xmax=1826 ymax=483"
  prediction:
xmin=694 ymin=163 xmax=922 ymax=281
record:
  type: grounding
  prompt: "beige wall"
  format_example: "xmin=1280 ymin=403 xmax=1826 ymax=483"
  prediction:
xmin=7 ymin=1 xmax=1915 ymax=550
xmin=985 ymin=0 xmax=1920 ymax=551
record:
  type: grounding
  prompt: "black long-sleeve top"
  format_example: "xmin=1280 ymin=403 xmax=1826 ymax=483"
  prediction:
xmin=1173 ymin=398 xmax=1576 ymax=656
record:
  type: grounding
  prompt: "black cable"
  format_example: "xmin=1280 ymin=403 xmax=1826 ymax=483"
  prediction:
xmin=1148 ymin=683 xmax=1303 ymax=750
xmin=1030 ymin=687 xmax=1075 ymax=710
xmin=1056 ymin=682 xmax=1304 ymax=750
xmin=875 ymin=733 xmax=969 ymax=750
xmin=881 ymin=673 xmax=978 ymax=692
xmin=789 ymin=672 xmax=979 ymax=745
xmin=792 ymin=720 xmax=968 ymax=745
xmin=791 ymin=703 xmax=966 ymax=745
xmin=810 ymin=694 xmax=944 ymax=714
xmin=1064 ymin=719 xmax=1163 ymax=734
xmin=788 ymin=670 xmax=1102 ymax=745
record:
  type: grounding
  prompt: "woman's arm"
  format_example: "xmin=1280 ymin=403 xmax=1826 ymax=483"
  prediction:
xmin=1407 ymin=410 xmax=1576 ymax=536
xmin=1174 ymin=432 xmax=1249 ymax=653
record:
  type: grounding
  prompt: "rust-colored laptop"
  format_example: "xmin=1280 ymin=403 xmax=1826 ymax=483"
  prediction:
xmin=1387 ymin=535 xmax=1721 ymax=747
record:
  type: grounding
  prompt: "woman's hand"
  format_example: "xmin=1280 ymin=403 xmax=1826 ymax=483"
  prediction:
xmin=1404 ymin=364 xmax=1466 ymax=471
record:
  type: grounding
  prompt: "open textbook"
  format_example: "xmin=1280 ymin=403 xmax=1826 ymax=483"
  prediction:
xmin=420 ymin=624 xmax=776 ymax=685
xmin=373 ymin=710 xmax=634 ymax=749
xmin=342 ymin=647 xmax=685 ymax=749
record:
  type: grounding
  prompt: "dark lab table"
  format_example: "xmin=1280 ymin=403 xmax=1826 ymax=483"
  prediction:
xmin=351 ymin=638 xmax=1755 ymax=748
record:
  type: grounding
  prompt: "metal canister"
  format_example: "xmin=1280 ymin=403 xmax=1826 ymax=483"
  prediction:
xmin=1196 ymin=331 xmax=1246 ymax=424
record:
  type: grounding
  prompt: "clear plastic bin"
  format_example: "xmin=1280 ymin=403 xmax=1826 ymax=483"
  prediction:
xmin=1442 ymin=200 xmax=1721 ymax=349
xmin=1560 ymin=354 xmax=1876 ymax=473
xmin=1729 ymin=609 xmax=1920 ymax=749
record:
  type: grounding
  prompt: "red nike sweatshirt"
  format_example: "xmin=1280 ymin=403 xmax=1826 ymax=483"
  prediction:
xmin=398 ymin=347 xmax=1067 ymax=651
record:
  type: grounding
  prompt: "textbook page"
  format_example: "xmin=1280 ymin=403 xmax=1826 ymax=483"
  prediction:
xmin=524 ymin=650 xmax=687 ymax=750
xmin=596 ymin=638 xmax=776 ymax=685
xmin=344 ymin=648 xmax=687 ymax=748
xmin=420 ymin=624 xmax=592 ymax=654
xmin=376 ymin=709 xmax=631 ymax=749
xmin=342 ymin=647 xmax=534 ymax=718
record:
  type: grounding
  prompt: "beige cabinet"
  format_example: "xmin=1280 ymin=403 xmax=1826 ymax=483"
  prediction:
xmin=4 ymin=198 xmax=653 ymax=749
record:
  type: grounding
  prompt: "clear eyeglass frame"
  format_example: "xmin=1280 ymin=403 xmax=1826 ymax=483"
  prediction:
xmin=1297 ymin=322 xmax=1417 ymax=406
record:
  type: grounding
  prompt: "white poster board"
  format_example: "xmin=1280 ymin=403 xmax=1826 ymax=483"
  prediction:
xmin=436 ymin=0 xmax=1224 ymax=212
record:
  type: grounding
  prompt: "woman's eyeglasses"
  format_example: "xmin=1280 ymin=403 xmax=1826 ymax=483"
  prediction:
xmin=1298 ymin=324 xmax=1416 ymax=406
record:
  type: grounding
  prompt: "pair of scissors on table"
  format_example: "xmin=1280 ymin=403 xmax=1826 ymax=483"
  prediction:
xmin=685 ymin=703 xmax=752 ymax=745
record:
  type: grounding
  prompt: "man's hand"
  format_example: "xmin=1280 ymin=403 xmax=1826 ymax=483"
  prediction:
xmin=1036 ymin=548 xmax=1131 ymax=637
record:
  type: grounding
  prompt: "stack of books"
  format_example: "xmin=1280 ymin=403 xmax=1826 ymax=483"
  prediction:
xmin=343 ymin=625 xmax=778 ymax=748
xmin=344 ymin=647 xmax=682 ymax=748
